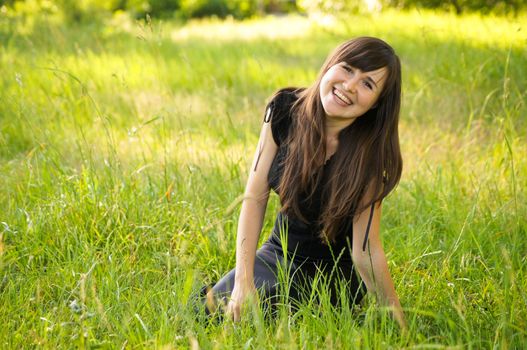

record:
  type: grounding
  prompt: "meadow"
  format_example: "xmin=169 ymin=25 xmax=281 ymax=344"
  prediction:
xmin=0 ymin=8 xmax=526 ymax=349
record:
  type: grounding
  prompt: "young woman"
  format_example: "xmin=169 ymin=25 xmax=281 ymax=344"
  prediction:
xmin=201 ymin=37 xmax=406 ymax=329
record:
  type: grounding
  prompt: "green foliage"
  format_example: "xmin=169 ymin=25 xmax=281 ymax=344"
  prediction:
xmin=298 ymin=0 xmax=370 ymax=14
xmin=386 ymin=0 xmax=526 ymax=14
xmin=2 ymin=0 xmax=526 ymax=20
xmin=1 ymin=0 xmax=298 ymax=21
xmin=125 ymin=0 xmax=180 ymax=18
xmin=299 ymin=0 xmax=527 ymax=15
xmin=179 ymin=0 xmax=231 ymax=19
xmin=2 ymin=0 xmax=117 ymax=23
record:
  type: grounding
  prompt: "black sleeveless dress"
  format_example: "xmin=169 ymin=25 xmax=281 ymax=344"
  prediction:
xmin=204 ymin=88 xmax=370 ymax=312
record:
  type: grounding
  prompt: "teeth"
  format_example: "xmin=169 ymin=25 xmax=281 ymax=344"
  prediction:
xmin=334 ymin=88 xmax=351 ymax=104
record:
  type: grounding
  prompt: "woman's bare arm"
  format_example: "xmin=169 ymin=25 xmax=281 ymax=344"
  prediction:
xmin=233 ymin=120 xmax=277 ymax=284
xmin=352 ymin=201 xmax=407 ymax=330
xmin=224 ymin=118 xmax=279 ymax=320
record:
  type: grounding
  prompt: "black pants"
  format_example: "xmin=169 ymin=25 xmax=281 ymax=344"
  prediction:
xmin=199 ymin=238 xmax=366 ymax=317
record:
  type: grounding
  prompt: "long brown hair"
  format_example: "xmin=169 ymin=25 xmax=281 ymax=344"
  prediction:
xmin=277 ymin=37 xmax=403 ymax=243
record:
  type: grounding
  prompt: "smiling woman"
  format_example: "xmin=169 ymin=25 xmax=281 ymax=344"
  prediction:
xmin=198 ymin=37 xmax=406 ymax=330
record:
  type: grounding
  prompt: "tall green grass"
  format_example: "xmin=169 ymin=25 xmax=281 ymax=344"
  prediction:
xmin=0 ymin=9 xmax=526 ymax=348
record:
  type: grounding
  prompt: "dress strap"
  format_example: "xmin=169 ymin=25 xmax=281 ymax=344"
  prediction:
xmin=254 ymin=103 xmax=274 ymax=171
xmin=362 ymin=203 xmax=375 ymax=251
xmin=263 ymin=102 xmax=273 ymax=123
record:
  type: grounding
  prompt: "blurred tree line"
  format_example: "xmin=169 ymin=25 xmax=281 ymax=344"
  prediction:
xmin=386 ymin=0 xmax=525 ymax=15
xmin=0 ymin=0 xmax=297 ymax=21
xmin=0 ymin=0 xmax=524 ymax=22
xmin=300 ymin=0 xmax=525 ymax=16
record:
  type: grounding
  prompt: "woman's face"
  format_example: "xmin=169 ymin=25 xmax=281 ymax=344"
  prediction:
xmin=319 ymin=62 xmax=387 ymax=120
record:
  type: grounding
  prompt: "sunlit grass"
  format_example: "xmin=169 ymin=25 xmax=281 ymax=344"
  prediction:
xmin=170 ymin=15 xmax=313 ymax=41
xmin=0 ymin=8 xmax=526 ymax=348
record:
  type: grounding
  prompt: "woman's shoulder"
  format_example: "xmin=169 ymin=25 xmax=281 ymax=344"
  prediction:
xmin=265 ymin=87 xmax=304 ymax=146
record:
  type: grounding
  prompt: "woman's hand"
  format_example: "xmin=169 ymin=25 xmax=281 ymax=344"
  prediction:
xmin=226 ymin=280 xmax=258 ymax=322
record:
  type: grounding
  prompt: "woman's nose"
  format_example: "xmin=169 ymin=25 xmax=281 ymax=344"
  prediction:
xmin=343 ymin=77 xmax=358 ymax=93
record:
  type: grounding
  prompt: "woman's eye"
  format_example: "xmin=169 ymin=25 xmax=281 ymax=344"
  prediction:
xmin=343 ymin=65 xmax=353 ymax=73
xmin=364 ymin=81 xmax=373 ymax=90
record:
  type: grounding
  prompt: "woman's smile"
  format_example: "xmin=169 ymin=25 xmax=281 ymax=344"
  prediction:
xmin=333 ymin=87 xmax=353 ymax=105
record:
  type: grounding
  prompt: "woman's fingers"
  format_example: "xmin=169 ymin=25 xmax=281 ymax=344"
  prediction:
xmin=226 ymin=300 xmax=241 ymax=322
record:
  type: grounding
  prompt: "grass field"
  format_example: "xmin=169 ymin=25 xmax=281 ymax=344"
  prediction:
xmin=1 ymin=8 xmax=526 ymax=349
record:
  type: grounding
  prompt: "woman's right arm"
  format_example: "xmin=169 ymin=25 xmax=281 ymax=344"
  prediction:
xmin=225 ymin=118 xmax=278 ymax=321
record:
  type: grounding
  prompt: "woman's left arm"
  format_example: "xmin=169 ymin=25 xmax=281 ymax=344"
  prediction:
xmin=352 ymin=201 xmax=407 ymax=331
